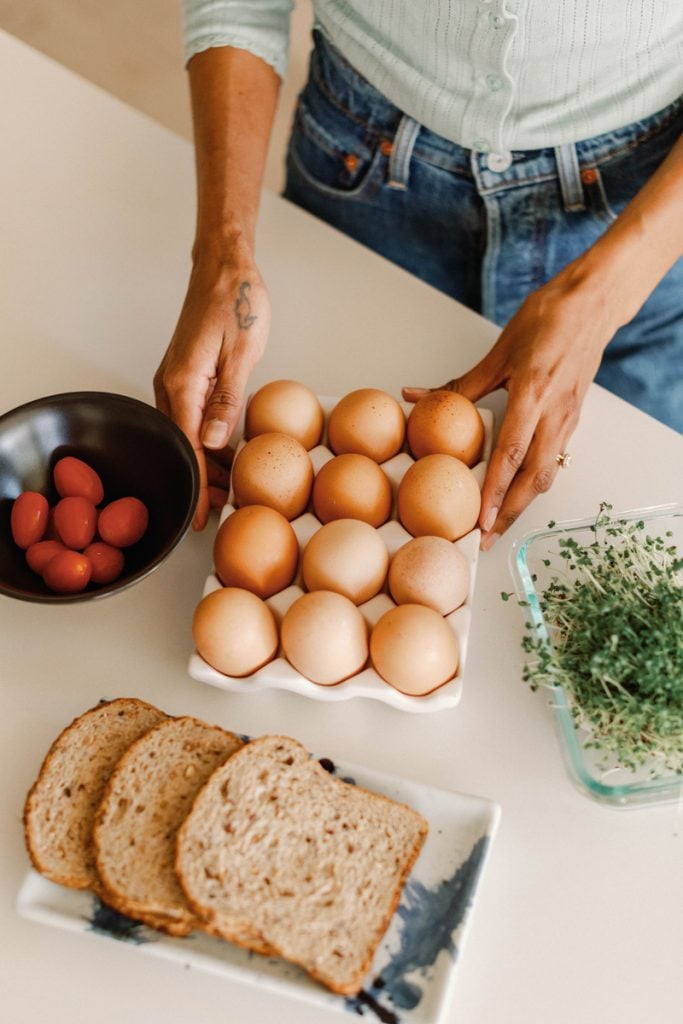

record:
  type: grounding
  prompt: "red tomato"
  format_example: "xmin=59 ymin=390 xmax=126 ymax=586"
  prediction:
xmin=84 ymin=541 xmax=125 ymax=584
xmin=44 ymin=507 xmax=61 ymax=540
xmin=98 ymin=497 xmax=149 ymax=547
xmin=53 ymin=496 xmax=98 ymax=550
xmin=53 ymin=456 xmax=104 ymax=505
xmin=11 ymin=491 xmax=49 ymax=549
xmin=26 ymin=539 xmax=66 ymax=574
xmin=43 ymin=550 xmax=92 ymax=593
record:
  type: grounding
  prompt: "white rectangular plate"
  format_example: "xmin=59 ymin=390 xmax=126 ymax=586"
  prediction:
xmin=17 ymin=756 xmax=500 ymax=1024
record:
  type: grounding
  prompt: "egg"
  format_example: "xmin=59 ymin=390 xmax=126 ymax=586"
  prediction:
xmin=302 ymin=519 xmax=389 ymax=604
xmin=281 ymin=590 xmax=369 ymax=685
xmin=245 ymin=379 xmax=324 ymax=450
xmin=231 ymin=431 xmax=313 ymax=520
xmin=312 ymin=454 xmax=392 ymax=527
xmin=327 ymin=388 xmax=405 ymax=463
xmin=192 ymin=587 xmax=278 ymax=677
xmin=407 ymin=390 xmax=484 ymax=466
xmin=370 ymin=604 xmax=459 ymax=695
xmin=397 ymin=453 xmax=481 ymax=541
xmin=213 ymin=505 xmax=299 ymax=599
xmin=388 ymin=536 xmax=470 ymax=614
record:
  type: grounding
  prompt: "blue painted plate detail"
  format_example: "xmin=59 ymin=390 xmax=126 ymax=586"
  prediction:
xmin=16 ymin=757 xmax=500 ymax=1024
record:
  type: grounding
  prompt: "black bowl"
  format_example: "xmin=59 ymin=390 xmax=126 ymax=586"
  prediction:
xmin=0 ymin=392 xmax=199 ymax=603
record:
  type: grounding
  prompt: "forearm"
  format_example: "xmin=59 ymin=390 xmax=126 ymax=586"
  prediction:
xmin=188 ymin=46 xmax=281 ymax=263
xmin=571 ymin=133 xmax=683 ymax=328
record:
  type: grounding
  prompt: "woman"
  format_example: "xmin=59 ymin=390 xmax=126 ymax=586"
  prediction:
xmin=154 ymin=1 xmax=683 ymax=541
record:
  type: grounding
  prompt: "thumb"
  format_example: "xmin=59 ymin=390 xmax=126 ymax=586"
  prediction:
xmin=201 ymin=357 xmax=254 ymax=451
xmin=402 ymin=353 xmax=501 ymax=406
xmin=441 ymin=353 xmax=502 ymax=405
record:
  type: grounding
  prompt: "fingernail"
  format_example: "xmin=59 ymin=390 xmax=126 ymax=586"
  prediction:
xmin=480 ymin=531 xmax=501 ymax=552
xmin=402 ymin=387 xmax=429 ymax=399
xmin=202 ymin=420 xmax=229 ymax=449
xmin=482 ymin=506 xmax=498 ymax=533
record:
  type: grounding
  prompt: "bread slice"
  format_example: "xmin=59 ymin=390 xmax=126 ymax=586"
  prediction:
xmin=176 ymin=735 xmax=428 ymax=994
xmin=23 ymin=698 xmax=167 ymax=890
xmin=93 ymin=716 xmax=244 ymax=937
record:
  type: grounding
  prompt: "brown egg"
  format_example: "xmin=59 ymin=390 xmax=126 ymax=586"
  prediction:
xmin=192 ymin=587 xmax=279 ymax=677
xmin=370 ymin=604 xmax=459 ymax=695
xmin=245 ymin=379 xmax=324 ymax=450
xmin=231 ymin=432 xmax=313 ymax=520
xmin=213 ymin=505 xmax=299 ymax=599
xmin=327 ymin=388 xmax=405 ymax=463
xmin=407 ymin=390 xmax=485 ymax=466
xmin=397 ymin=454 xmax=481 ymax=540
xmin=281 ymin=591 xmax=369 ymax=685
xmin=312 ymin=454 xmax=392 ymax=527
xmin=302 ymin=519 xmax=389 ymax=605
xmin=388 ymin=536 xmax=470 ymax=614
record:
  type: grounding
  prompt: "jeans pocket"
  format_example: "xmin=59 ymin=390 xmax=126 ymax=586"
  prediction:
xmin=286 ymin=101 xmax=385 ymax=203
xmin=588 ymin=105 xmax=683 ymax=224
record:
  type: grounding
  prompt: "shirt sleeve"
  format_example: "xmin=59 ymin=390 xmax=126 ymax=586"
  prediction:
xmin=181 ymin=0 xmax=295 ymax=79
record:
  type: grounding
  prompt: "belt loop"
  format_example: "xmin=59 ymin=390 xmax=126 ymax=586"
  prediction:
xmin=388 ymin=115 xmax=420 ymax=190
xmin=554 ymin=143 xmax=585 ymax=212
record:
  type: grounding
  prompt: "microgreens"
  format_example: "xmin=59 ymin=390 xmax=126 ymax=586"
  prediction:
xmin=518 ymin=503 xmax=683 ymax=775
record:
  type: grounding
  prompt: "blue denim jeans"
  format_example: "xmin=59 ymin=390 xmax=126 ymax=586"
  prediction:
xmin=283 ymin=30 xmax=683 ymax=433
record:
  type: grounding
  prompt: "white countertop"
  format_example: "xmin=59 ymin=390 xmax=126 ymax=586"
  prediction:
xmin=1 ymin=29 xmax=682 ymax=1024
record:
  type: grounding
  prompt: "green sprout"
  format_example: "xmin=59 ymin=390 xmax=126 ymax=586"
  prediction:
xmin=519 ymin=503 xmax=683 ymax=775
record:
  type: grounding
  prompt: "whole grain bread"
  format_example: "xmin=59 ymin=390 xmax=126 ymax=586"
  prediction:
xmin=93 ymin=716 xmax=244 ymax=936
xmin=23 ymin=698 xmax=167 ymax=890
xmin=175 ymin=735 xmax=428 ymax=995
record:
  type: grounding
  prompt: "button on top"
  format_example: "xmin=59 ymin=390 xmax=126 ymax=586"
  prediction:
xmin=490 ymin=12 xmax=505 ymax=27
xmin=486 ymin=74 xmax=503 ymax=92
xmin=487 ymin=151 xmax=513 ymax=172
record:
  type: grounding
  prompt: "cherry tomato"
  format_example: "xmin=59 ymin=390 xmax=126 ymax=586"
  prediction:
xmin=26 ymin=539 xmax=66 ymax=574
xmin=84 ymin=541 xmax=125 ymax=584
xmin=44 ymin=507 xmax=61 ymax=540
xmin=98 ymin=497 xmax=149 ymax=547
xmin=43 ymin=550 xmax=92 ymax=594
xmin=53 ymin=456 xmax=104 ymax=505
xmin=11 ymin=491 xmax=49 ymax=549
xmin=53 ymin=496 xmax=98 ymax=550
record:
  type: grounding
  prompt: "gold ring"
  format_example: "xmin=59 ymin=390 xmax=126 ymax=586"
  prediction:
xmin=555 ymin=452 xmax=572 ymax=469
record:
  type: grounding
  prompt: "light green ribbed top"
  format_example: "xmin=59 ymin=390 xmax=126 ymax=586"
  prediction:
xmin=182 ymin=1 xmax=683 ymax=152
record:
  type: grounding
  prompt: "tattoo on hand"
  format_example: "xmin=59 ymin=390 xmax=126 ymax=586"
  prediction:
xmin=235 ymin=281 xmax=258 ymax=330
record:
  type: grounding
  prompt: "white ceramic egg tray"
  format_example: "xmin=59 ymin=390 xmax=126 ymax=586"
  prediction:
xmin=188 ymin=396 xmax=494 ymax=714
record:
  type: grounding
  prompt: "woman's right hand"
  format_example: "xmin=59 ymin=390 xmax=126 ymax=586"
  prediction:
xmin=154 ymin=251 xmax=270 ymax=530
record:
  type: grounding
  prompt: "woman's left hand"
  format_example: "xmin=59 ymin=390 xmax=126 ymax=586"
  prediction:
xmin=403 ymin=264 xmax=619 ymax=549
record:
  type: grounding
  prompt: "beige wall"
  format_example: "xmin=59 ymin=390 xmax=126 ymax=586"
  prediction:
xmin=0 ymin=0 xmax=313 ymax=192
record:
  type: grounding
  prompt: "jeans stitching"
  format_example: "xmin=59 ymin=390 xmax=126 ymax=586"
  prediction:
xmin=477 ymin=171 xmax=560 ymax=194
xmin=294 ymin=104 xmax=350 ymax=161
xmin=586 ymin=169 xmax=619 ymax=224
xmin=295 ymin=100 xmax=378 ymax=166
xmin=581 ymin=99 xmax=683 ymax=168
xmin=310 ymin=54 xmax=397 ymax=138
xmin=286 ymin=142 xmax=385 ymax=202
xmin=412 ymin=149 xmax=473 ymax=177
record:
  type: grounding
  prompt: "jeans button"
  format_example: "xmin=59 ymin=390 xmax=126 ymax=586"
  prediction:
xmin=487 ymin=151 xmax=512 ymax=172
